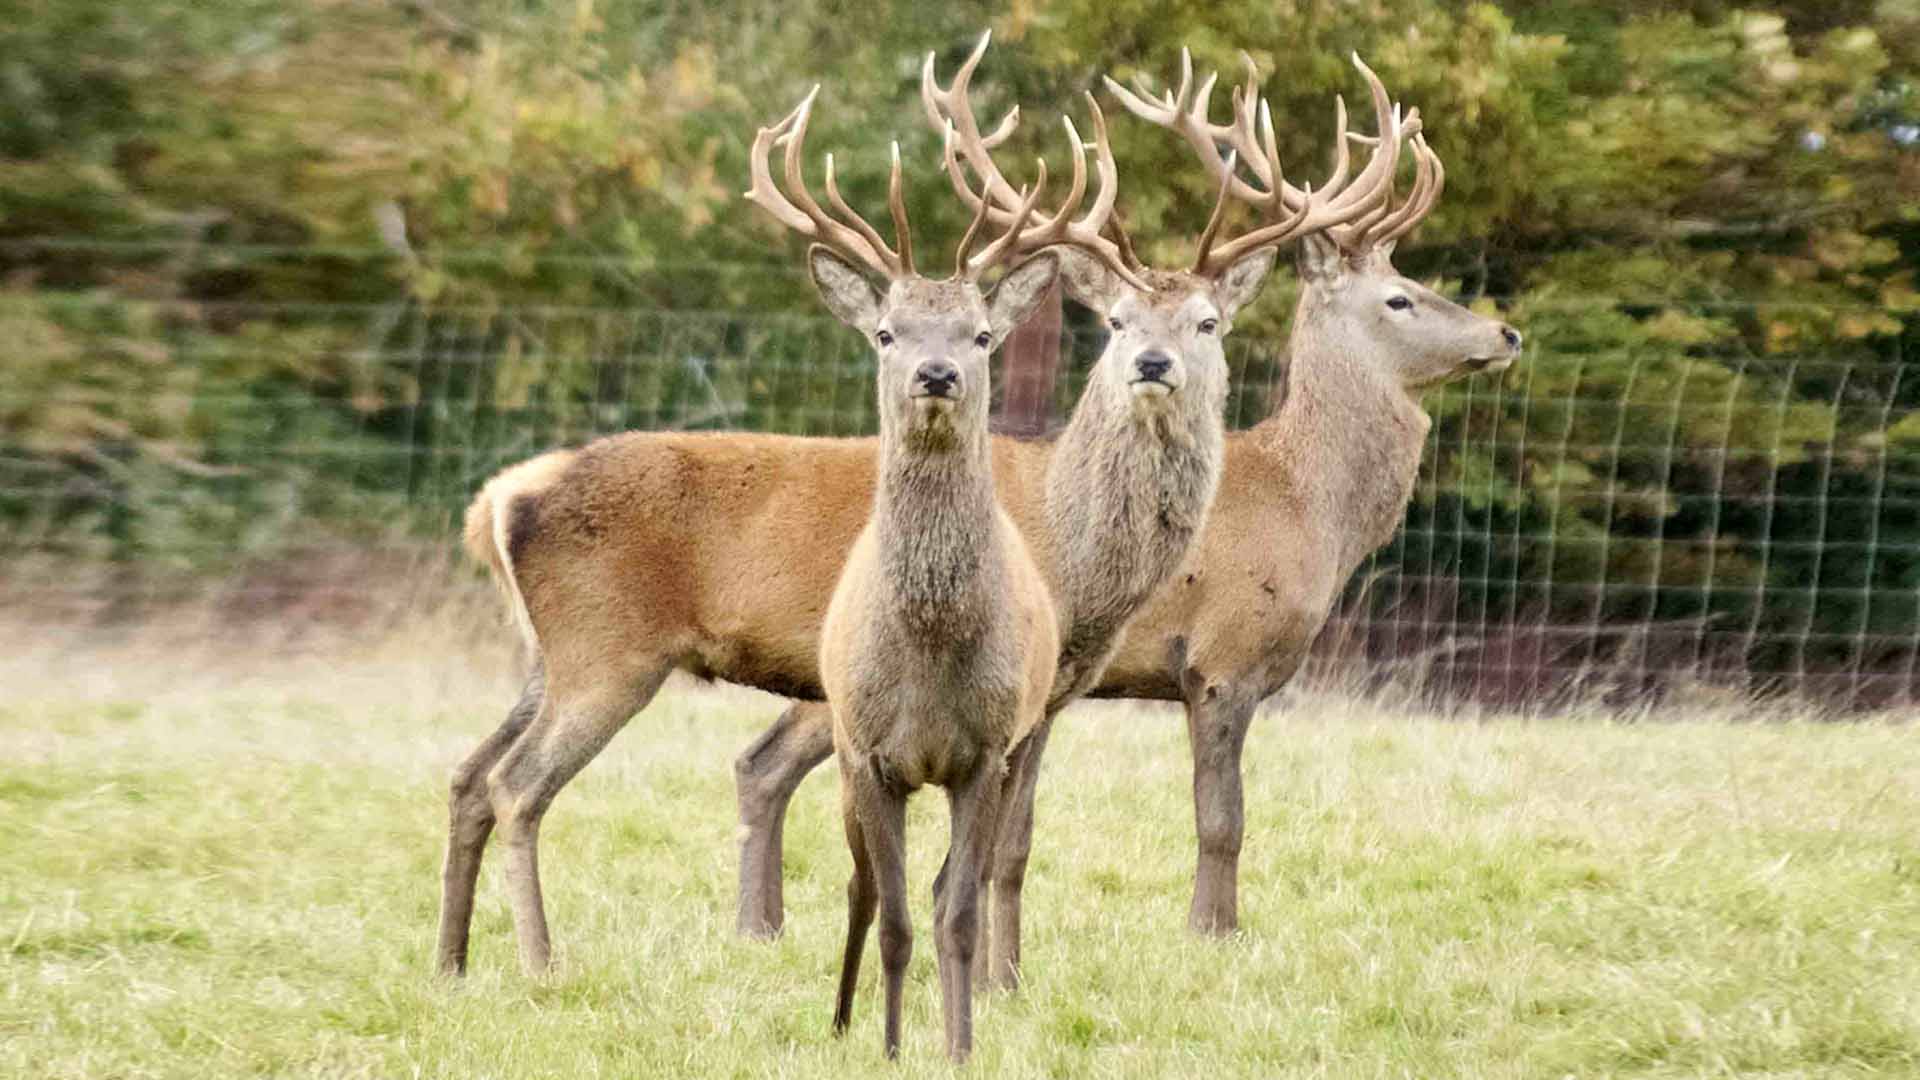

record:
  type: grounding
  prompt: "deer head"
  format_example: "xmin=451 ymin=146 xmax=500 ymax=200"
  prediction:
xmin=1109 ymin=48 xmax=1522 ymax=396
xmin=747 ymin=84 xmax=1144 ymax=448
xmin=923 ymin=35 xmax=1400 ymax=432
xmin=1291 ymin=142 xmax=1523 ymax=392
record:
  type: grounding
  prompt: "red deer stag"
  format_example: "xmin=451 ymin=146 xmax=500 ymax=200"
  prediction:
xmin=783 ymin=86 xmax=1060 ymax=1059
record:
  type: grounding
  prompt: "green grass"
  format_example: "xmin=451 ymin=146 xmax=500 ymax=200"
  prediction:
xmin=4 ymin=654 xmax=1919 ymax=1078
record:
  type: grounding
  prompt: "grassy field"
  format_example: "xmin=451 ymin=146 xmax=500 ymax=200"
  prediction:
xmin=4 ymin=635 xmax=1919 ymax=1078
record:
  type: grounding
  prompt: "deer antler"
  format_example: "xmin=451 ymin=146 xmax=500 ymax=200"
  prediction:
xmin=744 ymin=86 xmax=916 ymax=279
xmin=1103 ymin=51 xmax=1418 ymax=274
xmin=922 ymin=31 xmax=1151 ymax=289
xmin=1330 ymin=129 xmax=1446 ymax=253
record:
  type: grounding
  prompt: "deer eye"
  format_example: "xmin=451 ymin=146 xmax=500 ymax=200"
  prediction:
xmin=974 ymin=332 xmax=992 ymax=349
xmin=876 ymin=330 xmax=894 ymax=347
xmin=1386 ymin=296 xmax=1413 ymax=312
xmin=1108 ymin=317 xmax=1123 ymax=331
xmin=1198 ymin=318 xmax=1218 ymax=335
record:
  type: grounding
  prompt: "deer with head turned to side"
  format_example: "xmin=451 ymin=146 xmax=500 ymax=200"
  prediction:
xmin=733 ymin=50 xmax=1524 ymax=946
xmin=758 ymin=92 xmax=1062 ymax=1063
xmin=1089 ymin=51 xmax=1524 ymax=932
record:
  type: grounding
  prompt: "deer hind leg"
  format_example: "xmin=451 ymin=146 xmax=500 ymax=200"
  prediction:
xmin=436 ymin=663 xmax=545 ymax=977
xmin=830 ymin=753 xmax=877 ymax=1036
xmin=983 ymin=714 xmax=1056 ymax=990
xmin=485 ymin=661 xmax=671 ymax=976
xmin=934 ymin=849 xmax=992 ymax=992
xmin=845 ymin=758 xmax=910 ymax=1059
xmin=735 ymin=700 xmax=836 ymax=939
xmin=935 ymin=758 xmax=1005 ymax=1064
xmin=1186 ymin=683 xmax=1261 ymax=935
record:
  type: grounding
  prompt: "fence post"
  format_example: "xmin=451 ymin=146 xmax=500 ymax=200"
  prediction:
xmin=993 ymin=281 xmax=1062 ymax=436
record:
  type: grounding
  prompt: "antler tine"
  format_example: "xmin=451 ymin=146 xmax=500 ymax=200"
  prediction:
xmin=951 ymin=156 xmax=998 ymax=278
xmin=1319 ymin=53 xmax=1405 ymax=216
xmin=1189 ymin=150 xmax=1241 ymax=273
xmin=745 ymin=85 xmax=909 ymax=279
xmin=922 ymin=31 xmax=1026 ymax=212
xmin=1319 ymin=94 xmax=1352 ymax=199
xmin=1029 ymin=114 xmax=1089 ymax=239
xmin=1357 ymin=130 xmax=1445 ymax=248
xmin=1247 ymin=94 xmax=1286 ymax=214
xmin=744 ymin=86 xmax=825 ymax=234
xmin=960 ymin=112 xmax=1152 ymax=290
xmin=775 ymin=93 xmax=859 ymax=257
xmin=966 ymin=168 xmax=1047 ymax=276
xmin=822 ymin=149 xmax=904 ymax=275
xmin=1225 ymin=52 xmax=1286 ymax=200
xmin=1204 ymin=56 xmax=1435 ymax=265
xmin=926 ymin=34 xmax=1149 ymax=289
xmin=784 ymin=107 xmax=908 ymax=278
xmin=938 ymin=118 xmax=1019 ymax=230
xmin=886 ymin=142 xmax=914 ymax=274
xmin=1193 ymin=179 xmax=1321 ymax=274
xmin=1403 ymin=133 xmax=1446 ymax=236
xmin=1236 ymin=53 xmax=1402 ymax=218
xmin=1074 ymin=94 xmax=1122 ymax=235
xmin=1105 ymin=48 xmax=1418 ymax=274
xmin=1105 ymin=206 xmax=1144 ymax=270
xmin=1322 ymin=103 xmax=1436 ymax=253
xmin=1103 ymin=47 xmax=1269 ymax=205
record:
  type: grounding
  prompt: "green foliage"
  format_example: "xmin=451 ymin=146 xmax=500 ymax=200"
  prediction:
xmin=2 ymin=0 xmax=1917 ymax=681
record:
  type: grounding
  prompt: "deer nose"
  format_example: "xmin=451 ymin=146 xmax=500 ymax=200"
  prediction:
xmin=1135 ymin=351 xmax=1173 ymax=382
xmin=915 ymin=361 xmax=960 ymax=397
xmin=1501 ymin=325 xmax=1523 ymax=351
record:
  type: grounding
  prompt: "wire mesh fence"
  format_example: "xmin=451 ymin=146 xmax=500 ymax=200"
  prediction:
xmin=4 ymin=257 xmax=1916 ymax=712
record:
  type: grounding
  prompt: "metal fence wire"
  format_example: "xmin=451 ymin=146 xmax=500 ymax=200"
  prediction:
xmin=4 ymin=267 xmax=1917 ymax=713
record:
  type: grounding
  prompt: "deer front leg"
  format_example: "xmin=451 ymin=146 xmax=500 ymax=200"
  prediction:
xmin=831 ymin=753 xmax=877 ymax=1036
xmin=846 ymin=758 xmax=910 ymax=1059
xmin=734 ymin=701 xmax=836 ymax=938
xmin=934 ymin=759 xmax=1005 ymax=1063
xmin=1185 ymin=684 xmax=1261 ymax=935
xmin=983 ymin=715 xmax=1055 ymax=989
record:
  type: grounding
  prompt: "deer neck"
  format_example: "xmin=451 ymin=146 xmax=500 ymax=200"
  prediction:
xmin=1042 ymin=373 xmax=1223 ymax=687
xmin=1252 ymin=299 xmax=1432 ymax=574
xmin=873 ymin=416 xmax=1000 ymax=642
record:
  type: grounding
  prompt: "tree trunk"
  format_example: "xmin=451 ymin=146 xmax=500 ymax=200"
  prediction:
xmin=992 ymin=282 xmax=1062 ymax=437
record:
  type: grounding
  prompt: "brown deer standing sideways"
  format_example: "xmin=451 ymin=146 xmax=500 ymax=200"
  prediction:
xmin=764 ymin=88 xmax=1060 ymax=1062
xmin=436 ymin=30 xmax=1329 ymax=977
xmin=733 ymin=49 xmax=1525 ymax=943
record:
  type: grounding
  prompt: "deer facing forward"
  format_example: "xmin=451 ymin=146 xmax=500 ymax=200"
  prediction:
xmin=815 ymin=245 xmax=1058 ymax=1065
xmin=753 ymin=92 xmax=1061 ymax=1061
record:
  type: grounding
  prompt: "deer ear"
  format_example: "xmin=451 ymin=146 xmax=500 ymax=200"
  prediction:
xmin=1214 ymin=246 xmax=1277 ymax=320
xmin=985 ymin=251 xmax=1060 ymax=338
xmin=1296 ymin=233 xmax=1346 ymax=285
xmin=1050 ymin=246 xmax=1124 ymax=315
xmin=808 ymin=245 xmax=885 ymax=334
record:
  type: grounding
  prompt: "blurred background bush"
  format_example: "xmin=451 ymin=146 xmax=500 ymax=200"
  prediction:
xmin=2 ymin=0 xmax=1916 ymax=707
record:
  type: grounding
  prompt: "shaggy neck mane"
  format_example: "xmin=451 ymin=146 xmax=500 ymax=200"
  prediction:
xmin=1253 ymin=289 xmax=1431 ymax=574
xmin=874 ymin=417 xmax=1000 ymax=643
xmin=1042 ymin=371 xmax=1223 ymax=699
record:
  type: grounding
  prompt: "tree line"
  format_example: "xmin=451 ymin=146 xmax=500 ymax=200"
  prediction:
xmin=2 ymin=0 xmax=1916 ymax=693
